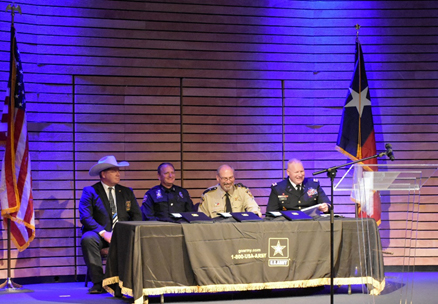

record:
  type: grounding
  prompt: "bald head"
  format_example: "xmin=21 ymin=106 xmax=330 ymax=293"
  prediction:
xmin=217 ymin=164 xmax=234 ymax=175
xmin=286 ymin=158 xmax=302 ymax=169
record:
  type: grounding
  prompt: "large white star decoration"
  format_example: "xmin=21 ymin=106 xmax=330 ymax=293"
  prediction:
xmin=271 ymin=240 xmax=286 ymax=256
xmin=345 ymin=86 xmax=371 ymax=117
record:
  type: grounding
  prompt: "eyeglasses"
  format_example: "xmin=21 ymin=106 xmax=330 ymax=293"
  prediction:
xmin=219 ymin=176 xmax=234 ymax=182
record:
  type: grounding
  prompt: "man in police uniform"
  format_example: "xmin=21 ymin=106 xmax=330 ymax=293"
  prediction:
xmin=141 ymin=162 xmax=194 ymax=221
xmin=267 ymin=158 xmax=330 ymax=212
xmin=199 ymin=164 xmax=262 ymax=218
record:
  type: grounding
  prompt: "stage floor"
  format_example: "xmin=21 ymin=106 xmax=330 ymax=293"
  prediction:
xmin=0 ymin=272 xmax=436 ymax=304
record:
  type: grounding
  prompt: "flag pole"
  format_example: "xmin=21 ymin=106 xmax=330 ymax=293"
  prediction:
xmin=0 ymin=4 xmax=32 ymax=294
xmin=354 ymin=24 xmax=361 ymax=218
xmin=355 ymin=24 xmax=361 ymax=39
xmin=0 ymin=219 xmax=23 ymax=290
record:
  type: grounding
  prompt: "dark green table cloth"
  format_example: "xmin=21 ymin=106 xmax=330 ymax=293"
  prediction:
xmin=103 ymin=218 xmax=385 ymax=304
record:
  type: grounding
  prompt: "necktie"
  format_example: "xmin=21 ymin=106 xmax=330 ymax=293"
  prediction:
xmin=108 ymin=187 xmax=118 ymax=229
xmin=225 ymin=193 xmax=232 ymax=213
xmin=297 ymin=184 xmax=302 ymax=194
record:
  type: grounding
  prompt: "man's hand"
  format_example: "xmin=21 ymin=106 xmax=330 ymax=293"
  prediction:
xmin=255 ymin=210 xmax=262 ymax=218
xmin=318 ymin=203 xmax=330 ymax=213
xmin=101 ymin=231 xmax=113 ymax=243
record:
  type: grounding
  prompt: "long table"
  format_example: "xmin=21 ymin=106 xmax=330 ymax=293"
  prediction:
xmin=103 ymin=217 xmax=385 ymax=304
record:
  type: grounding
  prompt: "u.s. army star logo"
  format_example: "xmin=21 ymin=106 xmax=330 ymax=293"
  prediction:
xmin=271 ymin=240 xmax=286 ymax=256
xmin=268 ymin=238 xmax=290 ymax=267
xmin=268 ymin=238 xmax=289 ymax=258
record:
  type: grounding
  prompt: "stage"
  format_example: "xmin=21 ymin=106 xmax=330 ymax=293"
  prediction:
xmin=0 ymin=272 xmax=437 ymax=304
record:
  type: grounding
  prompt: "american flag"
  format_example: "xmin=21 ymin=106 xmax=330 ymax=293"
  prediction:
xmin=0 ymin=25 xmax=35 ymax=251
xmin=336 ymin=39 xmax=381 ymax=226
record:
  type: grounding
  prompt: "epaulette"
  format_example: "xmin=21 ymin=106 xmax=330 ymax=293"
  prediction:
xmin=235 ymin=183 xmax=248 ymax=189
xmin=203 ymin=186 xmax=217 ymax=195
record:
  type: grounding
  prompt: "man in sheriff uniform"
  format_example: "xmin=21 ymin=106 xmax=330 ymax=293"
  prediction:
xmin=199 ymin=164 xmax=262 ymax=218
xmin=141 ymin=162 xmax=194 ymax=221
xmin=267 ymin=158 xmax=331 ymax=213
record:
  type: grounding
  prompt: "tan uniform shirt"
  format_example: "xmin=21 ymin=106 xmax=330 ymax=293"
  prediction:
xmin=198 ymin=183 xmax=260 ymax=218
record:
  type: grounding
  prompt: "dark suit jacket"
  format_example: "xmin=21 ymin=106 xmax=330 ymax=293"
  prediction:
xmin=267 ymin=178 xmax=330 ymax=212
xmin=79 ymin=182 xmax=142 ymax=234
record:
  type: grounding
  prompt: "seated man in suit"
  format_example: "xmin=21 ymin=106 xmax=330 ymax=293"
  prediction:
xmin=267 ymin=158 xmax=330 ymax=213
xmin=79 ymin=155 xmax=142 ymax=294
xmin=198 ymin=164 xmax=262 ymax=218
xmin=141 ymin=162 xmax=194 ymax=221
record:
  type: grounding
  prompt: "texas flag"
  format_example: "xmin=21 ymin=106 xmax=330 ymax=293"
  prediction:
xmin=336 ymin=39 xmax=381 ymax=226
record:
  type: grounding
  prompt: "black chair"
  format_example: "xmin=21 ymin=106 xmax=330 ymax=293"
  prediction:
xmin=192 ymin=202 xmax=200 ymax=211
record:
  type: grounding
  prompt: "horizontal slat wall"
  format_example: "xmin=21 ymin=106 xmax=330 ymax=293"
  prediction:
xmin=182 ymin=78 xmax=284 ymax=207
xmin=0 ymin=0 xmax=437 ymax=280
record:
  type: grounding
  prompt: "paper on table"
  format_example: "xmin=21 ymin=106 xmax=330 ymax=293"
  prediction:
xmin=301 ymin=203 xmax=323 ymax=217
xmin=301 ymin=203 xmax=323 ymax=212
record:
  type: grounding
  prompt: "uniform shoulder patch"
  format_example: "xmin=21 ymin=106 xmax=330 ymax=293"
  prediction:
xmin=313 ymin=178 xmax=319 ymax=182
xmin=203 ymin=186 xmax=217 ymax=195
xmin=245 ymin=188 xmax=254 ymax=198
xmin=271 ymin=182 xmax=277 ymax=187
xmin=235 ymin=183 xmax=248 ymax=189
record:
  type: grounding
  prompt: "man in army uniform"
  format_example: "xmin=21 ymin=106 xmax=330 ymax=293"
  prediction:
xmin=141 ymin=162 xmax=194 ymax=221
xmin=199 ymin=164 xmax=262 ymax=218
xmin=267 ymin=159 xmax=330 ymax=213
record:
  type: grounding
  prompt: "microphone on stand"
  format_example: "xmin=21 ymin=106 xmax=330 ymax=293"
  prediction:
xmin=385 ymin=143 xmax=395 ymax=161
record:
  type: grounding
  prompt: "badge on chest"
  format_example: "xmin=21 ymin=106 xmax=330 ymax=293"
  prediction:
xmin=156 ymin=189 xmax=162 ymax=199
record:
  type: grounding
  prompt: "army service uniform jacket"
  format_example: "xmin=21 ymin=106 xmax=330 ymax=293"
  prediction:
xmin=141 ymin=184 xmax=194 ymax=221
xmin=266 ymin=178 xmax=330 ymax=212
xmin=199 ymin=183 xmax=261 ymax=218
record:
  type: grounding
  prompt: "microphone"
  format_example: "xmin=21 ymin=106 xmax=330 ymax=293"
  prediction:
xmin=385 ymin=143 xmax=395 ymax=161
